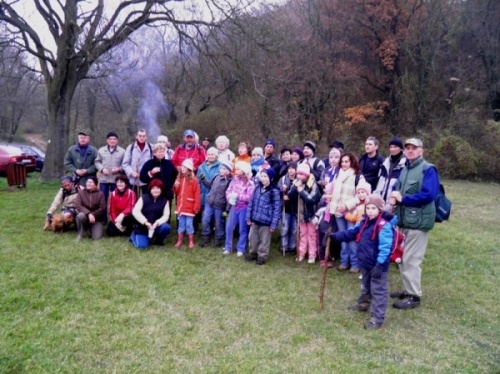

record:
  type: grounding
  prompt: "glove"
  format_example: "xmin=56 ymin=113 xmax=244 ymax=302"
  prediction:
xmin=371 ymin=264 xmax=383 ymax=279
xmin=199 ymin=174 xmax=205 ymax=180
xmin=46 ymin=213 xmax=53 ymax=224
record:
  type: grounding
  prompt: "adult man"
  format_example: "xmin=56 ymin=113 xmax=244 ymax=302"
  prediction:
xmin=64 ymin=130 xmax=98 ymax=188
xmin=171 ymin=129 xmax=206 ymax=171
xmin=390 ymin=138 xmax=439 ymax=310
xmin=45 ymin=176 xmax=78 ymax=230
xmin=300 ymin=140 xmax=325 ymax=182
xmin=374 ymin=137 xmax=406 ymax=211
xmin=122 ymin=128 xmax=153 ymax=195
xmin=263 ymin=138 xmax=280 ymax=180
xmin=95 ymin=131 xmax=125 ymax=202
xmin=201 ymin=137 xmax=211 ymax=150
xmin=359 ymin=136 xmax=385 ymax=192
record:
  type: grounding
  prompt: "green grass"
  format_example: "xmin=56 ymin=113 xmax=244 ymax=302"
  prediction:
xmin=0 ymin=175 xmax=499 ymax=373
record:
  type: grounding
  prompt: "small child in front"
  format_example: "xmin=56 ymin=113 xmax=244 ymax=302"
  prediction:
xmin=332 ymin=194 xmax=395 ymax=330
xmin=245 ymin=168 xmax=281 ymax=265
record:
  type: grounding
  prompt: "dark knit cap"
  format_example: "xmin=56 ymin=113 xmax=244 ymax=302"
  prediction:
xmin=261 ymin=167 xmax=275 ymax=181
xmin=265 ymin=138 xmax=276 ymax=148
xmin=329 ymin=140 xmax=345 ymax=150
xmin=106 ymin=131 xmax=119 ymax=139
xmin=88 ymin=176 xmax=98 ymax=185
xmin=292 ymin=147 xmax=305 ymax=160
xmin=389 ymin=137 xmax=404 ymax=149
xmin=303 ymin=140 xmax=316 ymax=154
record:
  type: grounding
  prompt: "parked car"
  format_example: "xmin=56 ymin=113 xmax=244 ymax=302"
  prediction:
xmin=0 ymin=143 xmax=45 ymax=171
xmin=0 ymin=145 xmax=37 ymax=174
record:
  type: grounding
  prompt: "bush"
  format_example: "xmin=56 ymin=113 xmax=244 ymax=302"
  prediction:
xmin=433 ymin=136 xmax=478 ymax=179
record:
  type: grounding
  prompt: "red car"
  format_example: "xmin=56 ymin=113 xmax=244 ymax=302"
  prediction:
xmin=0 ymin=145 xmax=37 ymax=174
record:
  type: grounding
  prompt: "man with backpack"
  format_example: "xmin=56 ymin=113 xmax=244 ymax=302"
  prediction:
xmin=390 ymin=138 xmax=440 ymax=310
xmin=122 ymin=128 xmax=153 ymax=195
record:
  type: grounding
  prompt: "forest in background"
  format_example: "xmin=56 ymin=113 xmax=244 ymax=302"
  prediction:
xmin=0 ymin=0 xmax=499 ymax=181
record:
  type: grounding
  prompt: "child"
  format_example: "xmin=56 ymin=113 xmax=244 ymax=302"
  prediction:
xmin=345 ymin=180 xmax=372 ymax=225
xmin=288 ymin=163 xmax=321 ymax=264
xmin=277 ymin=161 xmax=299 ymax=255
xmin=173 ymin=158 xmax=201 ymax=248
xmin=332 ymin=194 xmax=395 ymax=330
xmin=223 ymin=161 xmax=256 ymax=256
xmin=245 ymin=168 xmax=281 ymax=265
xmin=250 ymin=147 xmax=269 ymax=180
xmin=200 ymin=161 xmax=233 ymax=248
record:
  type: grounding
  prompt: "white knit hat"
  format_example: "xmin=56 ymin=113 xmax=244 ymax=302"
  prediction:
xmin=181 ymin=158 xmax=194 ymax=171
xmin=235 ymin=161 xmax=251 ymax=176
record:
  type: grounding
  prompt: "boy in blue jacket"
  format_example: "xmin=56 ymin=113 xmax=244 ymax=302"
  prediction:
xmin=245 ymin=168 xmax=282 ymax=265
xmin=332 ymin=194 xmax=395 ymax=330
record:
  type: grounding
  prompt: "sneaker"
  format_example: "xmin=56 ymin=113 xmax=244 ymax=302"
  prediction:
xmin=364 ymin=321 xmax=383 ymax=330
xmin=337 ymin=265 xmax=349 ymax=271
xmin=222 ymin=249 xmax=231 ymax=255
xmin=236 ymin=252 xmax=244 ymax=257
xmin=256 ymin=258 xmax=266 ymax=265
xmin=307 ymin=258 xmax=315 ymax=264
xmin=390 ymin=290 xmax=407 ymax=299
xmin=296 ymin=256 xmax=305 ymax=262
xmin=347 ymin=303 xmax=370 ymax=312
xmin=349 ymin=268 xmax=360 ymax=274
xmin=245 ymin=254 xmax=258 ymax=262
xmin=327 ymin=260 xmax=334 ymax=268
xmin=393 ymin=295 xmax=421 ymax=310
xmin=75 ymin=234 xmax=83 ymax=243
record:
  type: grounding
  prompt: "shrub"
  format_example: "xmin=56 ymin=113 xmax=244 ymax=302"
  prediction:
xmin=433 ymin=136 xmax=478 ymax=179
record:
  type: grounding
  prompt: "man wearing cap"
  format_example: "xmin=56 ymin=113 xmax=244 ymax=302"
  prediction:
xmin=390 ymin=138 xmax=440 ymax=310
xmin=95 ymin=131 xmax=125 ymax=202
xmin=374 ymin=137 xmax=406 ymax=211
xmin=359 ymin=136 xmax=385 ymax=192
xmin=300 ymin=140 xmax=325 ymax=182
xmin=263 ymin=138 xmax=280 ymax=181
xmin=122 ymin=128 xmax=153 ymax=195
xmin=64 ymin=130 xmax=98 ymax=188
xmin=172 ymin=129 xmax=206 ymax=171
xmin=157 ymin=135 xmax=174 ymax=160
xmin=201 ymin=137 xmax=211 ymax=150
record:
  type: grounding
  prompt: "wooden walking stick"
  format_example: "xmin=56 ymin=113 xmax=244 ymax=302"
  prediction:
xmin=282 ymin=203 xmax=286 ymax=256
xmin=319 ymin=227 xmax=333 ymax=310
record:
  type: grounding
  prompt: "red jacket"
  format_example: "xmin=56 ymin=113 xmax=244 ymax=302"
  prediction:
xmin=108 ymin=188 xmax=137 ymax=222
xmin=173 ymin=174 xmax=201 ymax=217
xmin=171 ymin=144 xmax=206 ymax=171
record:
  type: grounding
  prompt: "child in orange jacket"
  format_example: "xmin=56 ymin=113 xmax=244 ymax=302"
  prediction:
xmin=173 ymin=158 xmax=201 ymax=248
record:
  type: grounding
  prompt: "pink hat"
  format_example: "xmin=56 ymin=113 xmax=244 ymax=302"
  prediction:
xmin=297 ymin=163 xmax=311 ymax=177
xmin=356 ymin=179 xmax=372 ymax=194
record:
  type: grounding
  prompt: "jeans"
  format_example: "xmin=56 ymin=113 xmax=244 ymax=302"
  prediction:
xmin=99 ymin=183 xmax=116 ymax=203
xmin=280 ymin=213 xmax=297 ymax=250
xmin=201 ymin=203 xmax=224 ymax=240
xmin=336 ymin=216 xmax=358 ymax=269
xmin=224 ymin=207 xmax=249 ymax=253
xmin=178 ymin=215 xmax=194 ymax=234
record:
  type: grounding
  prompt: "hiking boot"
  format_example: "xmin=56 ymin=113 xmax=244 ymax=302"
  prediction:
xmin=393 ymin=295 xmax=421 ymax=310
xmin=199 ymin=236 xmax=210 ymax=248
xmin=174 ymin=233 xmax=184 ymax=248
xmin=364 ymin=320 xmax=383 ymax=330
xmin=212 ymin=239 xmax=223 ymax=248
xmin=348 ymin=303 xmax=370 ymax=312
xmin=390 ymin=290 xmax=408 ymax=299
xmin=319 ymin=260 xmax=326 ymax=268
xmin=327 ymin=260 xmax=334 ymax=268
xmin=256 ymin=258 xmax=266 ymax=266
xmin=349 ymin=268 xmax=360 ymax=274
xmin=337 ymin=265 xmax=349 ymax=271
xmin=245 ymin=253 xmax=258 ymax=262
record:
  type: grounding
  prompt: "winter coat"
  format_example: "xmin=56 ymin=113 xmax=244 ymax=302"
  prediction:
xmin=225 ymin=175 xmax=255 ymax=211
xmin=333 ymin=212 xmax=396 ymax=271
xmin=197 ymin=160 xmax=221 ymax=206
xmin=95 ymin=145 xmax=126 ymax=184
xmin=108 ymin=188 xmax=137 ymax=223
xmin=122 ymin=142 xmax=153 ymax=187
xmin=47 ymin=186 xmax=78 ymax=215
xmin=206 ymin=174 xmax=232 ymax=210
xmin=171 ymin=144 xmax=206 ymax=171
xmin=359 ymin=152 xmax=385 ymax=192
xmin=173 ymin=174 xmax=201 ymax=217
xmin=345 ymin=201 xmax=366 ymax=224
xmin=374 ymin=152 xmax=406 ymax=210
xmin=139 ymin=157 xmax=178 ymax=200
xmin=76 ymin=188 xmax=106 ymax=222
xmin=218 ymin=149 xmax=235 ymax=163
xmin=300 ymin=157 xmax=325 ymax=182
xmin=64 ymin=144 xmax=98 ymax=186
xmin=246 ymin=183 xmax=282 ymax=230
xmin=328 ymin=168 xmax=364 ymax=217
xmin=278 ymin=174 xmax=298 ymax=215
xmin=288 ymin=176 xmax=321 ymax=223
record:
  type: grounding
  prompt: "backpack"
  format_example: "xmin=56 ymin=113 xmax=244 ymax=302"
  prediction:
xmin=423 ymin=162 xmax=452 ymax=222
xmin=356 ymin=215 xmax=406 ymax=264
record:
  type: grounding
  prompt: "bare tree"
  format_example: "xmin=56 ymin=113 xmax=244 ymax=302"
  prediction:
xmin=0 ymin=0 xmax=220 ymax=180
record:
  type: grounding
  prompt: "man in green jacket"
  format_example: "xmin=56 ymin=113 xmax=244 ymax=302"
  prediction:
xmin=390 ymin=138 xmax=440 ymax=310
xmin=64 ymin=130 xmax=98 ymax=188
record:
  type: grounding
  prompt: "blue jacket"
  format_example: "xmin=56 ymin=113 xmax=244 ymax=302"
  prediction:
xmin=197 ymin=160 xmax=221 ymax=206
xmin=333 ymin=212 xmax=396 ymax=271
xmin=246 ymin=183 xmax=282 ymax=230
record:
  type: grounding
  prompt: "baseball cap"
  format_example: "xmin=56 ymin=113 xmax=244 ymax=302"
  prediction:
xmin=405 ymin=138 xmax=423 ymax=148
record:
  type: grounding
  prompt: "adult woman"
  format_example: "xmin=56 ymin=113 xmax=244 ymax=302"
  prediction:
xmin=328 ymin=152 xmax=365 ymax=272
xmin=291 ymin=147 xmax=305 ymax=163
xmin=132 ymin=179 xmax=171 ymax=246
xmin=106 ymin=174 xmax=137 ymax=236
xmin=232 ymin=141 xmax=252 ymax=173
xmin=215 ymin=135 xmax=235 ymax=163
xmin=139 ymin=143 xmax=178 ymax=199
xmin=75 ymin=176 xmax=106 ymax=241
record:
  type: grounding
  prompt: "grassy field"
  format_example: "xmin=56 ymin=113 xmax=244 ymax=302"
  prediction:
xmin=0 ymin=174 xmax=499 ymax=373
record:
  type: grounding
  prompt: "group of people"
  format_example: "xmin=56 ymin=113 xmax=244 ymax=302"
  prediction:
xmin=46 ymin=129 xmax=441 ymax=330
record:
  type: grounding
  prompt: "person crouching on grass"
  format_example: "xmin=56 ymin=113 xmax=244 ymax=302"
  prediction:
xmin=173 ymin=158 xmax=201 ymax=249
xmin=245 ymin=168 xmax=281 ymax=265
xmin=331 ymin=194 xmax=395 ymax=330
